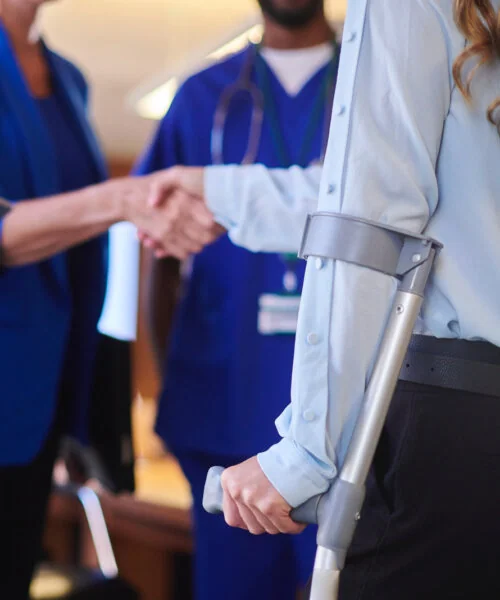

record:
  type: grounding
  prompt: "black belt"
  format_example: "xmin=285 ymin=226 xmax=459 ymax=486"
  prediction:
xmin=399 ymin=334 xmax=500 ymax=398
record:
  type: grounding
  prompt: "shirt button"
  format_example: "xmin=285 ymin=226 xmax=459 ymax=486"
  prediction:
xmin=344 ymin=31 xmax=357 ymax=42
xmin=327 ymin=183 xmax=336 ymax=194
xmin=302 ymin=409 xmax=317 ymax=422
xmin=334 ymin=105 xmax=346 ymax=116
xmin=306 ymin=332 xmax=319 ymax=345
xmin=315 ymin=258 xmax=325 ymax=270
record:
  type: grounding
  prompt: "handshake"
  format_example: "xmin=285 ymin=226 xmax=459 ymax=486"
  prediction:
xmin=122 ymin=166 xmax=226 ymax=260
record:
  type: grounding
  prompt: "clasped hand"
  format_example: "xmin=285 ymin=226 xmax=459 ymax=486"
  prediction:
xmin=131 ymin=167 xmax=225 ymax=260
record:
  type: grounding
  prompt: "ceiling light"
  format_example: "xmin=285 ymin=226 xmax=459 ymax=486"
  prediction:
xmin=135 ymin=77 xmax=179 ymax=121
xmin=208 ymin=24 xmax=262 ymax=60
xmin=133 ymin=23 xmax=263 ymax=121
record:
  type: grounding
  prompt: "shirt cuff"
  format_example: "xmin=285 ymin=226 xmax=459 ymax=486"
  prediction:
xmin=204 ymin=165 xmax=240 ymax=230
xmin=257 ymin=437 xmax=332 ymax=508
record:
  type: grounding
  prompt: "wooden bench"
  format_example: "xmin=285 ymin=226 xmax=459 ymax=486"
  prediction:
xmin=44 ymin=457 xmax=193 ymax=600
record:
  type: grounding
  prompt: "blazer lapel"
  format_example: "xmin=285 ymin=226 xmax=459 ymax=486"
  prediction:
xmin=45 ymin=47 xmax=108 ymax=182
xmin=0 ymin=24 xmax=59 ymax=198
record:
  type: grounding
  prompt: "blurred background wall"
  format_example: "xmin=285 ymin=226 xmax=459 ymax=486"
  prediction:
xmin=41 ymin=0 xmax=347 ymax=161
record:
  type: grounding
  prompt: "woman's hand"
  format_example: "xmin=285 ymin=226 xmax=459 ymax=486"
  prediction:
xmin=220 ymin=457 xmax=305 ymax=535
xmin=0 ymin=171 xmax=217 ymax=267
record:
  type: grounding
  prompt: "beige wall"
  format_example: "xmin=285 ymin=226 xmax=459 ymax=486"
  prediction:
xmin=41 ymin=0 xmax=347 ymax=160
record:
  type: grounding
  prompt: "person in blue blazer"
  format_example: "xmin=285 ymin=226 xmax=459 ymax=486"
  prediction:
xmin=0 ymin=1 xmax=216 ymax=595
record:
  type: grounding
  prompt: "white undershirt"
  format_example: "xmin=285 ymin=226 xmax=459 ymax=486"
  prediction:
xmin=259 ymin=42 xmax=334 ymax=97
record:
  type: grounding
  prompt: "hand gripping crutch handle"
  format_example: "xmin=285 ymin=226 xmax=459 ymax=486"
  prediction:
xmin=203 ymin=466 xmax=322 ymax=524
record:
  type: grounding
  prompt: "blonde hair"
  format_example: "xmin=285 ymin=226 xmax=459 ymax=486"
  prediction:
xmin=453 ymin=0 xmax=500 ymax=128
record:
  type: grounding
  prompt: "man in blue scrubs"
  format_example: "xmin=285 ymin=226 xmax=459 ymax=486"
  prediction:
xmin=136 ymin=1 xmax=337 ymax=597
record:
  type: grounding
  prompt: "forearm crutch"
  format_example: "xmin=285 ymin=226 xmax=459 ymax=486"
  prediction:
xmin=203 ymin=212 xmax=442 ymax=600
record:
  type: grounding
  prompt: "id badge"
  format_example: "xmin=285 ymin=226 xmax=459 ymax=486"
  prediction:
xmin=258 ymin=293 xmax=301 ymax=335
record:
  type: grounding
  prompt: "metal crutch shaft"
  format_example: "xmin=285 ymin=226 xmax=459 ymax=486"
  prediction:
xmin=307 ymin=252 xmax=436 ymax=600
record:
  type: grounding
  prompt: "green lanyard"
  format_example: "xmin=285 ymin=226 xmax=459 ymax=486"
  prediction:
xmin=254 ymin=41 xmax=338 ymax=168
xmin=253 ymin=42 xmax=338 ymax=292
xmin=281 ymin=252 xmax=301 ymax=293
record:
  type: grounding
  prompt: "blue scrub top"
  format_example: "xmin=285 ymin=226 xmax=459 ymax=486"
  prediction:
xmin=135 ymin=46 xmax=334 ymax=457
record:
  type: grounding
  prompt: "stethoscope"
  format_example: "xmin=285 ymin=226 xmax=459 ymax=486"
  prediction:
xmin=210 ymin=41 xmax=340 ymax=166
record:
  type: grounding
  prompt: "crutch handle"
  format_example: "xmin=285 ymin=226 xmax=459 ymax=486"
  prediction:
xmin=203 ymin=466 xmax=322 ymax=524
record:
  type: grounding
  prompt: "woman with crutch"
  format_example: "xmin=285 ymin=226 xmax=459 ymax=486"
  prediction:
xmin=210 ymin=1 xmax=500 ymax=598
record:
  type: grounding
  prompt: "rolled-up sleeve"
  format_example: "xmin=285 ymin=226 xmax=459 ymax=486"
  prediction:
xmin=258 ymin=0 xmax=453 ymax=506
xmin=204 ymin=163 xmax=321 ymax=253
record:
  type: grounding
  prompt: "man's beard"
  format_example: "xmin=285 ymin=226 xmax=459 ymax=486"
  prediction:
xmin=257 ymin=0 xmax=324 ymax=29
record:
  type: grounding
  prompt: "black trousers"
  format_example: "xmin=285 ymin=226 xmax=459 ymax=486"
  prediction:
xmin=0 ymin=414 xmax=62 ymax=600
xmin=339 ymin=380 xmax=500 ymax=600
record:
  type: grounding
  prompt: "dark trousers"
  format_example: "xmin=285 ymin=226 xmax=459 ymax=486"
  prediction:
xmin=0 ymin=415 xmax=62 ymax=600
xmin=339 ymin=380 xmax=500 ymax=599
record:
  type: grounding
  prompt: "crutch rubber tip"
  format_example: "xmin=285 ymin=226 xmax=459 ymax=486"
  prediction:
xmin=203 ymin=466 xmax=225 ymax=514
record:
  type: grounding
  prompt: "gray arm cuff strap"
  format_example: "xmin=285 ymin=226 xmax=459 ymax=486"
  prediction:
xmin=298 ymin=212 xmax=441 ymax=280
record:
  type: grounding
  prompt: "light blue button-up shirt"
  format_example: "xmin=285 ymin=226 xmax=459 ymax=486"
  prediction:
xmin=206 ymin=0 xmax=500 ymax=507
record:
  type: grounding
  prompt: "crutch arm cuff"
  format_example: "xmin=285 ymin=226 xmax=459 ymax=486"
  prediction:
xmin=299 ymin=211 xmax=442 ymax=278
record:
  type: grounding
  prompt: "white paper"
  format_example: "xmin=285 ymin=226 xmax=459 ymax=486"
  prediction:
xmin=97 ymin=222 xmax=140 ymax=341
